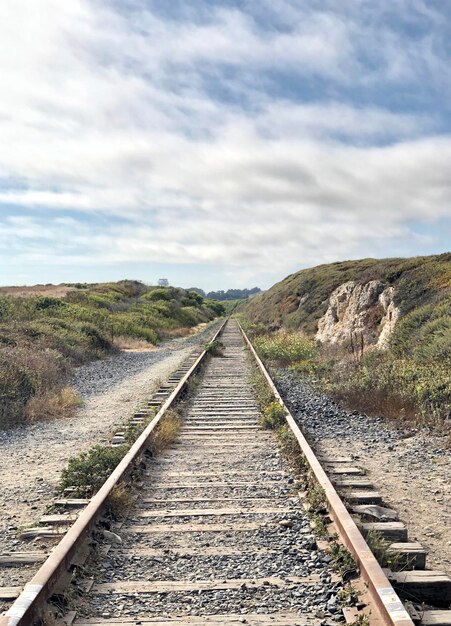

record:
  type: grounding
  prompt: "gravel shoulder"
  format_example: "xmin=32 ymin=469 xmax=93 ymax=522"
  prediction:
xmin=276 ymin=370 xmax=451 ymax=572
xmin=0 ymin=321 xmax=221 ymax=540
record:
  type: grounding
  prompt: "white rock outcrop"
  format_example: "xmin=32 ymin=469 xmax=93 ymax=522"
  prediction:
xmin=316 ymin=280 xmax=400 ymax=348
xmin=377 ymin=286 xmax=400 ymax=348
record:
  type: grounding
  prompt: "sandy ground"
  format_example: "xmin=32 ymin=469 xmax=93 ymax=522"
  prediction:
xmin=0 ymin=323 xmax=219 ymax=541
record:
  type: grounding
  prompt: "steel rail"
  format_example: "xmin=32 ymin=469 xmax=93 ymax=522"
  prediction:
xmin=238 ymin=321 xmax=415 ymax=626
xmin=0 ymin=319 xmax=227 ymax=626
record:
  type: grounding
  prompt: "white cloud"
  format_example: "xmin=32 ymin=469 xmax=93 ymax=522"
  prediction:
xmin=0 ymin=0 xmax=450 ymax=286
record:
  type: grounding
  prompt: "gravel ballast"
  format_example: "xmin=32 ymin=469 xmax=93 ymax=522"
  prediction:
xmin=275 ymin=369 xmax=451 ymax=572
xmin=77 ymin=321 xmax=343 ymax=622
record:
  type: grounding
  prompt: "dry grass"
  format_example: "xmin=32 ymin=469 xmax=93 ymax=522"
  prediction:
xmin=166 ymin=322 xmax=209 ymax=338
xmin=24 ymin=387 xmax=82 ymax=422
xmin=113 ymin=335 xmax=156 ymax=351
xmin=0 ymin=284 xmax=75 ymax=298
xmin=149 ymin=409 xmax=182 ymax=454
xmin=330 ymin=383 xmax=420 ymax=425
xmin=106 ymin=483 xmax=136 ymax=520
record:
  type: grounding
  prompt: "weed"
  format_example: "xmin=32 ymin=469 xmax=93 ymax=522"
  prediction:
xmin=337 ymin=584 xmax=361 ymax=607
xmin=254 ymin=331 xmax=316 ymax=367
xmin=276 ymin=424 xmax=299 ymax=455
xmin=329 ymin=541 xmax=358 ymax=577
xmin=148 ymin=410 xmax=181 ymax=455
xmin=248 ymin=368 xmax=275 ymax=409
xmin=349 ymin=614 xmax=371 ymax=626
xmin=310 ymin=513 xmax=328 ymax=537
xmin=24 ymin=386 xmax=82 ymax=421
xmin=185 ymin=373 xmax=202 ymax=398
xmin=363 ymin=529 xmax=404 ymax=570
xmin=105 ymin=483 xmax=136 ymax=520
xmin=306 ymin=481 xmax=327 ymax=513
xmin=205 ymin=340 xmax=225 ymax=356
xmin=260 ymin=401 xmax=286 ymax=429
xmin=276 ymin=425 xmax=309 ymax=475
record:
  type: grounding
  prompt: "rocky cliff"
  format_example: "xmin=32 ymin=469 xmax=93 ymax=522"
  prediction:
xmin=315 ymin=280 xmax=400 ymax=348
xmin=244 ymin=253 xmax=450 ymax=351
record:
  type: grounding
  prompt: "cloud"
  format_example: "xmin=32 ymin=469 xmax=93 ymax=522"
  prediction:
xmin=0 ymin=0 xmax=450 ymax=286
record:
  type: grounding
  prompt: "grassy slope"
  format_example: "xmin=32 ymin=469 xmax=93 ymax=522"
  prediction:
xmin=0 ymin=281 xmax=224 ymax=429
xmin=244 ymin=253 xmax=451 ymax=428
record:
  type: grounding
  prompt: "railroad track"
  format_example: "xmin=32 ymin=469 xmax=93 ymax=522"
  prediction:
xmin=1 ymin=319 xmax=450 ymax=626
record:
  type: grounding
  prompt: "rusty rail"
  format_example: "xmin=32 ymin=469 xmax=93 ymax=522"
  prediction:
xmin=238 ymin=321 xmax=414 ymax=626
xmin=1 ymin=319 xmax=227 ymax=626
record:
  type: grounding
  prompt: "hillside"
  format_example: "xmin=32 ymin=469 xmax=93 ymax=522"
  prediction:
xmin=243 ymin=253 xmax=451 ymax=429
xmin=0 ymin=281 xmax=224 ymax=429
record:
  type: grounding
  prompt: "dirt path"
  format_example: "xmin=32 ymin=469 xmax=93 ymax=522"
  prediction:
xmin=0 ymin=322 xmax=220 ymax=543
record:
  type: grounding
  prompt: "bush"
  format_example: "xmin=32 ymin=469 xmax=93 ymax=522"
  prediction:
xmin=260 ymin=401 xmax=286 ymax=429
xmin=254 ymin=331 xmax=316 ymax=366
xmin=59 ymin=444 xmax=128 ymax=497
xmin=205 ymin=340 xmax=225 ymax=356
xmin=0 ymin=345 xmax=71 ymax=429
xmin=24 ymin=387 xmax=82 ymax=421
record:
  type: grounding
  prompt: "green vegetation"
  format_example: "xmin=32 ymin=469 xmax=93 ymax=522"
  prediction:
xmin=0 ymin=280 xmax=224 ymax=429
xmin=362 ymin=529 xmax=404 ymax=570
xmin=190 ymin=287 xmax=261 ymax=301
xmin=337 ymin=584 xmax=361 ymax=608
xmin=253 ymin=332 xmax=316 ymax=369
xmin=148 ymin=410 xmax=182 ymax=455
xmin=60 ymin=408 xmax=182 ymax=497
xmin=329 ymin=541 xmax=358 ymax=577
xmin=60 ymin=444 xmax=127 ymax=497
xmin=349 ymin=615 xmax=370 ymax=626
xmin=205 ymin=339 xmax=225 ymax=356
xmin=219 ymin=299 xmax=245 ymax=315
xmin=248 ymin=367 xmax=275 ymax=410
xmin=260 ymin=401 xmax=286 ymax=429
xmin=244 ymin=253 xmax=451 ymax=433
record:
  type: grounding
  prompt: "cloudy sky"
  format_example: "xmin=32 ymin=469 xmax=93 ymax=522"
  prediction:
xmin=1 ymin=0 xmax=451 ymax=290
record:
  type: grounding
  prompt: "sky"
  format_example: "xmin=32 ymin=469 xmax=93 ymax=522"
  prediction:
xmin=1 ymin=0 xmax=451 ymax=291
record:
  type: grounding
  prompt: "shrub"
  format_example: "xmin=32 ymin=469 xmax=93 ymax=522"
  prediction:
xmin=205 ymin=340 xmax=225 ymax=356
xmin=326 ymin=352 xmax=451 ymax=425
xmin=260 ymin=401 xmax=286 ymax=429
xmin=0 ymin=297 xmax=13 ymax=321
xmin=24 ymin=387 xmax=82 ymax=422
xmin=204 ymin=299 xmax=225 ymax=316
xmin=0 ymin=345 xmax=71 ymax=429
xmin=59 ymin=444 xmax=128 ymax=497
xmin=0 ymin=358 xmax=35 ymax=427
xmin=254 ymin=332 xmax=316 ymax=366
